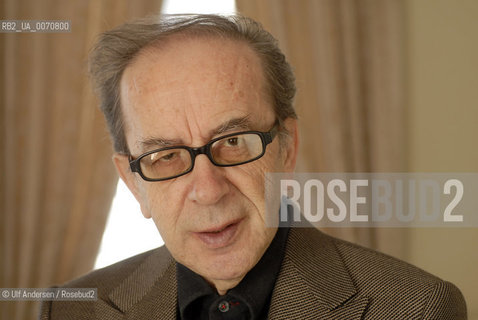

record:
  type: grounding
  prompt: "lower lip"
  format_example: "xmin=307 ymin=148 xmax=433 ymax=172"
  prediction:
xmin=194 ymin=221 xmax=241 ymax=249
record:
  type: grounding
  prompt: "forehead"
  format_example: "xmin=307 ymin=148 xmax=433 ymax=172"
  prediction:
xmin=120 ymin=35 xmax=274 ymax=151
xmin=127 ymin=34 xmax=266 ymax=84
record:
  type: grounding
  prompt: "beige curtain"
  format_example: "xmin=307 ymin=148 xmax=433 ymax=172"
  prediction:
xmin=237 ymin=0 xmax=407 ymax=258
xmin=0 ymin=1 xmax=162 ymax=319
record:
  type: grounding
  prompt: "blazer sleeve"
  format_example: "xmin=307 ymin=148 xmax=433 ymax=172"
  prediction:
xmin=421 ymin=281 xmax=467 ymax=319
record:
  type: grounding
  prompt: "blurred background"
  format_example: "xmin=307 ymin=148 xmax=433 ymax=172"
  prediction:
xmin=1 ymin=0 xmax=477 ymax=319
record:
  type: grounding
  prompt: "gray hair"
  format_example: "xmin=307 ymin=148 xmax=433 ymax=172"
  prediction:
xmin=88 ymin=14 xmax=297 ymax=153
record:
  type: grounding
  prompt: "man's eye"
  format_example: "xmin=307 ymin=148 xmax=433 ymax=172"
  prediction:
xmin=225 ymin=137 xmax=240 ymax=146
xmin=159 ymin=152 xmax=177 ymax=161
xmin=150 ymin=151 xmax=178 ymax=165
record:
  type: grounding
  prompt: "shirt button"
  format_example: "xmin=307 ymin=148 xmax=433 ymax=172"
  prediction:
xmin=218 ymin=300 xmax=230 ymax=312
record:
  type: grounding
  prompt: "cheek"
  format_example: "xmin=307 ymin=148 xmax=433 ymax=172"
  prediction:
xmin=227 ymin=155 xmax=276 ymax=212
xmin=232 ymin=144 xmax=285 ymax=219
xmin=238 ymin=144 xmax=283 ymax=182
xmin=141 ymin=183 xmax=185 ymax=236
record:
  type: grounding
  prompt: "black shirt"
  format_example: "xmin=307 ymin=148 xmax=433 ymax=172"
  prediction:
xmin=176 ymin=227 xmax=289 ymax=320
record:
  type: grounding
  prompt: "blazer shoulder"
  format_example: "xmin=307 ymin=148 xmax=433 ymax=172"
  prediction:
xmin=421 ymin=280 xmax=467 ymax=319
xmin=40 ymin=246 xmax=175 ymax=320
xmin=62 ymin=245 xmax=171 ymax=293
xmin=286 ymin=228 xmax=467 ymax=318
xmin=325 ymin=231 xmax=467 ymax=318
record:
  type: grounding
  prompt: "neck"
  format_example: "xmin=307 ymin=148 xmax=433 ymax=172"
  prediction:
xmin=206 ymin=276 xmax=245 ymax=295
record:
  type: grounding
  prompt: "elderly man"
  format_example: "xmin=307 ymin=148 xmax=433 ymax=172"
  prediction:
xmin=40 ymin=14 xmax=466 ymax=319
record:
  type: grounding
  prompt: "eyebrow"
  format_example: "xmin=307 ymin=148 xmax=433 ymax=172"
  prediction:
xmin=137 ymin=115 xmax=253 ymax=151
xmin=212 ymin=115 xmax=252 ymax=136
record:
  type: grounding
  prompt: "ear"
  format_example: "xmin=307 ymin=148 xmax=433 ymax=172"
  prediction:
xmin=112 ymin=153 xmax=152 ymax=218
xmin=281 ymin=118 xmax=299 ymax=172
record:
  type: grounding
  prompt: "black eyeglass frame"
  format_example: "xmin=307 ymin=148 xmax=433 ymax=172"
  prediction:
xmin=129 ymin=124 xmax=279 ymax=182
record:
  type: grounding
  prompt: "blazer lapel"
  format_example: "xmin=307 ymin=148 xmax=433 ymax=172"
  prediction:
xmin=268 ymin=228 xmax=369 ymax=319
xmin=108 ymin=247 xmax=178 ymax=319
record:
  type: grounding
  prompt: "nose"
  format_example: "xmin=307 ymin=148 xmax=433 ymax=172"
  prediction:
xmin=187 ymin=154 xmax=230 ymax=205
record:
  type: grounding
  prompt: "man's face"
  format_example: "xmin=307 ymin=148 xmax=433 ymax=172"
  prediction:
xmin=115 ymin=36 xmax=297 ymax=291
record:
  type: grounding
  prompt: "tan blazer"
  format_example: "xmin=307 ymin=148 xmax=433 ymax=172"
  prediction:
xmin=40 ymin=228 xmax=467 ymax=319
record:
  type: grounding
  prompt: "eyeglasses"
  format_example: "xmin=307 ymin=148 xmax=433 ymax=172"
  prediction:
xmin=129 ymin=124 xmax=279 ymax=181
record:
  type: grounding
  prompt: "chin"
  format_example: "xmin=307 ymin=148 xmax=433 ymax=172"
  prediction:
xmin=203 ymin=248 xmax=258 ymax=280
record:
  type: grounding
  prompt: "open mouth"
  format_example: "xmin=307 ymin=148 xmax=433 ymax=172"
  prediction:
xmin=194 ymin=219 xmax=243 ymax=249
